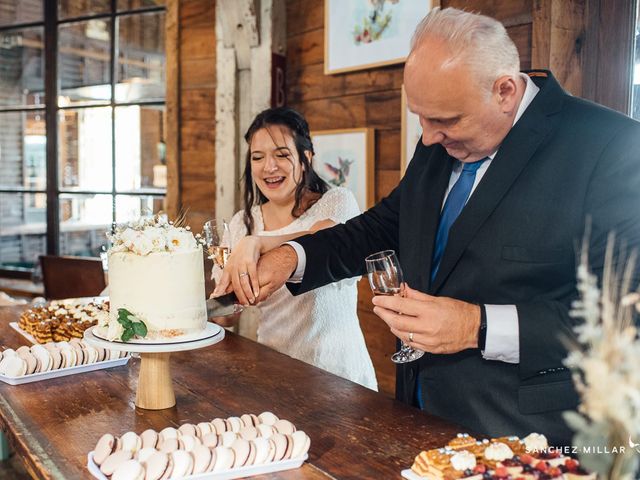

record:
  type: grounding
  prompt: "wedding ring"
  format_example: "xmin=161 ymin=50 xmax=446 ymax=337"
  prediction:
xmin=408 ymin=332 xmax=414 ymax=343
xmin=239 ymin=272 xmax=249 ymax=277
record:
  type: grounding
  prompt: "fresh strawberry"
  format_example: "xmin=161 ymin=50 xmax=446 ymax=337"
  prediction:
xmin=548 ymin=467 xmax=563 ymax=477
xmin=495 ymin=467 xmax=508 ymax=477
xmin=520 ymin=454 xmax=535 ymax=464
xmin=535 ymin=461 xmax=549 ymax=472
xmin=565 ymin=458 xmax=579 ymax=471
xmin=473 ymin=464 xmax=487 ymax=474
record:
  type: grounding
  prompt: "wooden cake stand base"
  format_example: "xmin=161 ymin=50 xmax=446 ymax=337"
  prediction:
xmin=84 ymin=324 xmax=225 ymax=410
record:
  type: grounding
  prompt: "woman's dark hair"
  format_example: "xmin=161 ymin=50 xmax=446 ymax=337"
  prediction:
xmin=242 ymin=107 xmax=329 ymax=234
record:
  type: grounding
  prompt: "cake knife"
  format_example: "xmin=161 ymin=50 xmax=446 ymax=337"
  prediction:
xmin=206 ymin=292 xmax=242 ymax=317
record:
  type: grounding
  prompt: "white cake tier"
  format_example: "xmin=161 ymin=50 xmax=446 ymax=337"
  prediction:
xmin=108 ymin=247 xmax=207 ymax=339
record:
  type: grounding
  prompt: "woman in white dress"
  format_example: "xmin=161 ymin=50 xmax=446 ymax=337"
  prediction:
xmin=212 ymin=107 xmax=377 ymax=390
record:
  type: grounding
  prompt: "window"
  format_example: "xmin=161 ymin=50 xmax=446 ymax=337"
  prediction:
xmin=0 ymin=0 xmax=166 ymax=273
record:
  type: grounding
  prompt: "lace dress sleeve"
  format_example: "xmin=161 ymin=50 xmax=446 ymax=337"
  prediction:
xmin=312 ymin=187 xmax=361 ymax=225
xmin=308 ymin=187 xmax=362 ymax=286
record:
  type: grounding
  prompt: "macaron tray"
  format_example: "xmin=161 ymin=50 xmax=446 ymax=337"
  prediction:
xmin=87 ymin=412 xmax=310 ymax=480
xmin=0 ymin=339 xmax=129 ymax=385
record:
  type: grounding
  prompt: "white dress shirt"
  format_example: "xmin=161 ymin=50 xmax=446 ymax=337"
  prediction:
xmin=287 ymin=74 xmax=540 ymax=364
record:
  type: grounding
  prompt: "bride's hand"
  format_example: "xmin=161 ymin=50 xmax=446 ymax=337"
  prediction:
xmin=212 ymin=236 xmax=262 ymax=305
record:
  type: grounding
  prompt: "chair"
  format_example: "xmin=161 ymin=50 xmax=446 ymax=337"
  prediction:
xmin=39 ymin=255 xmax=107 ymax=300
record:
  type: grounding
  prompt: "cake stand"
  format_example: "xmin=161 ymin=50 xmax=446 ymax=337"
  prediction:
xmin=83 ymin=324 xmax=225 ymax=410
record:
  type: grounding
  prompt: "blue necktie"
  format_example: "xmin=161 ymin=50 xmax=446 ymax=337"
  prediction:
xmin=430 ymin=158 xmax=487 ymax=283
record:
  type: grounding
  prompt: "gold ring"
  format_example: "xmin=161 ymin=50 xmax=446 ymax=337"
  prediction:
xmin=408 ymin=332 xmax=414 ymax=343
xmin=239 ymin=272 xmax=248 ymax=277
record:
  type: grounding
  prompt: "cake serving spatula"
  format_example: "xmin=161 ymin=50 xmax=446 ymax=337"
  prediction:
xmin=206 ymin=292 xmax=242 ymax=317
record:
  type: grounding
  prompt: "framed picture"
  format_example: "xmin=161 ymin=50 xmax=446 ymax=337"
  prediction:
xmin=324 ymin=0 xmax=438 ymax=75
xmin=311 ymin=128 xmax=374 ymax=212
xmin=401 ymin=84 xmax=423 ymax=174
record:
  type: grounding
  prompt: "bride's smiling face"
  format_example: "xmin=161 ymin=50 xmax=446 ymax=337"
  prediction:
xmin=249 ymin=126 xmax=307 ymax=205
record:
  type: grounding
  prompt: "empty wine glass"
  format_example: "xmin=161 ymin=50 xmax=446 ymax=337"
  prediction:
xmin=203 ymin=219 xmax=230 ymax=269
xmin=365 ymin=250 xmax=425 ymax=363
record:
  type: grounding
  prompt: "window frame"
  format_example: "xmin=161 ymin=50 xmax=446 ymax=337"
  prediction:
xmin=0 ymin=0 xmax=167 ymax=275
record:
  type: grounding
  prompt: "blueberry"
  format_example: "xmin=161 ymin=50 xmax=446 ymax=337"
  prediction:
xmin=464 ymin=469 xmax=473 ymax=476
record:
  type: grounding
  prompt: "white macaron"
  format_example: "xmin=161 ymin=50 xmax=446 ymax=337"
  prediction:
xmin=111 ymin=459 xmax=144 ymax=480
xmin=258 ymin=411 xmax=279 ymax=426
xmin=211 ymin=446 xmax=235 ymax=472
xmin=93 ymin=433 xmax=116 ymax=466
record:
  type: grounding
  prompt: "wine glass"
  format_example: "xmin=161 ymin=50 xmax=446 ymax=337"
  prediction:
xmin=365 ymin=250 xmax=425 ymax=363
xmin=203 ymin=219 xmax=230 ymax=269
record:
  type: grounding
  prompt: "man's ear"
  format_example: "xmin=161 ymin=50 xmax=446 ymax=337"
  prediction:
xmin=493 ymin=75 xmax=519 ymax=112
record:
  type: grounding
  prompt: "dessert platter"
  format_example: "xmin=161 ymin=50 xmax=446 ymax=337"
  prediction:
xmin=11 ymin=298 xmax=109 ymax=344
xmin=0 ymin=339 xmax=128 ymax=385
xmin=83 ymin=216 xmax=226 ymax=410
xmin=402 ymin=432 xmax=596 ymax=480
xmin=86 ymin=412 xmax=310 ymax=480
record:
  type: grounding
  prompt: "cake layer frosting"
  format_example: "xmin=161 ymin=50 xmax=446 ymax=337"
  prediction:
xmin=108 ymin=248 xmax=207 ymax=339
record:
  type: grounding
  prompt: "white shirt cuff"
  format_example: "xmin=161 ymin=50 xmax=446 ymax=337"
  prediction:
xmin=482 ymin=304 xmax=520 ymax=364
xmin=283 ymin=241 xmax=306 ymax=283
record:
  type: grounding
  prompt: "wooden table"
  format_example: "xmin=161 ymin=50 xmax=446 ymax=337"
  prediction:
xmin=0 ymin=305 xmax=462 ymax=479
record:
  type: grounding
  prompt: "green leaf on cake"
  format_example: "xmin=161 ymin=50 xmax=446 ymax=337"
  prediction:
xmin=121 ymin=329 xmax=134 ymax=342
xmin=116 ymin=308 xmax=148 ymax=342
xmin=132 ymin=321 xmax=147 ymax=337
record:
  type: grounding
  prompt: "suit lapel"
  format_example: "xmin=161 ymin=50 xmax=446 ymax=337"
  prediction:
xmin=417 ymin=150 xmax=454 ymax=291
xmin=431 ymin=71 xmax=565 ymax=293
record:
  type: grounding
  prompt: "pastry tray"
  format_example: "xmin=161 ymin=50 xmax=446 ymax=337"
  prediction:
xmin=0 ymin=356 xmax=130 ymax=385
xmin=87 ymin=451 xmax=308 ymax=480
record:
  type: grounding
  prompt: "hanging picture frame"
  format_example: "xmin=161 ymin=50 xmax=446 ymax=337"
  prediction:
xmin=324 ymin=0 xmax=438 ymax=75
xmin=311 ymin=128 xmax=375 ymax=212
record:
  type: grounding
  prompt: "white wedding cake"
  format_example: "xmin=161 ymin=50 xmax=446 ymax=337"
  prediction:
xmin=104 ymin=216 xmax=207 ymax=341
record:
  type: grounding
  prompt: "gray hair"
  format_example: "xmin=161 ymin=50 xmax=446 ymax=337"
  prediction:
xmin=410 ymin=7 xmax=520 ymax=92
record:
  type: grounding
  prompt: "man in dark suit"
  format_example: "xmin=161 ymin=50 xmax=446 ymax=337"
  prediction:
xmin=221 ymin=8 xmax=640 ymax=444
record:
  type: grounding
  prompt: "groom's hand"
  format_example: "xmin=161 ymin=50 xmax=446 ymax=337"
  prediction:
xmin=254 ymin=245 xmax=299 ymax=303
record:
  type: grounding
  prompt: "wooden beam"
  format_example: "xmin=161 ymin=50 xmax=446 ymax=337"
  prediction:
xmin=587 ymin=0 xmax=635 ymax=113
xmin=166 ymin=0 xmax=181 ymax=220
xmin=532 ymin=0 xmax=586 ymax=96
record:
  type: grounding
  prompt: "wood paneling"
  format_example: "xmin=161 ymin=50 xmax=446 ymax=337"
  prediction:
xmin=177 ymin=0 xmax=216 ymax=227
xmin=288 ymin=62 xmax=404 ymax=103
xmin=581 ymin=0 xmax=635 ymax=112
xmin=286 ymin=29 xmax=324 ymax=68
xmin=532 ymin=0 xmax=586 ymax=96
xmin=165 ymin=0 xmax=180 ymax=219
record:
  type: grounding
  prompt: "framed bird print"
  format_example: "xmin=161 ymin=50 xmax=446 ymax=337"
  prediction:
xmin=324 ymin=0 xmax=439 ymax=75
xmin=311 ymin=128 xmax=375 ymax=211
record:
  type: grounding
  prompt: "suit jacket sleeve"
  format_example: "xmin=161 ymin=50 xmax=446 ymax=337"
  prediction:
xmin=289 ymin=184 xmax=402 ymax=295
xmin=517 ymin=121 xmax=640 ymax=380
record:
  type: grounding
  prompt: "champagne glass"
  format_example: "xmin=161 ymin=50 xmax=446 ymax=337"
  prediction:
xmin=203 ymin=219 xmax=230 ymax=269
xmin=365 ymin=250 xmax=425 ymax=363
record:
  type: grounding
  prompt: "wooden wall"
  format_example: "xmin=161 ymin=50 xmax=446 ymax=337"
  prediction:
xmin=168 ymin=0 xmax=217 ymax=229
xmin=285 ymin=0 xmax=535 ymax=395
